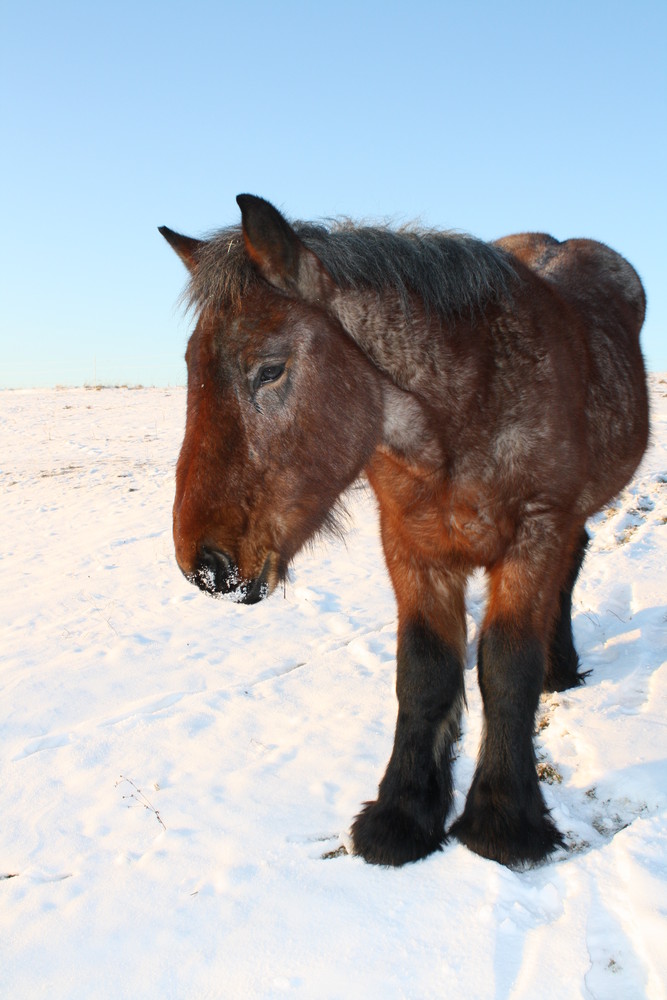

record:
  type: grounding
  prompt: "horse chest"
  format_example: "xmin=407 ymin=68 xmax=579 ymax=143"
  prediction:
xmin=367 ymin=451 xmax=509 ymax=567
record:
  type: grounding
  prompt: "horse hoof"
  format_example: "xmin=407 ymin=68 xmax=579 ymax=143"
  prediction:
xmin=350 ymin=800 xmax=445 ymax=867
xmin=543 ymin=664 xmax=591 ymax=693
xmin=449 ymin=803 xmax=565 ymax=867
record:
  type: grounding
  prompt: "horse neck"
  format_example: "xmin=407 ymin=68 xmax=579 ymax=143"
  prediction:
xmin=326 ymin=286 xmax=491 ymax=469
xmin=329 ymin=286 xmax=443 ymax=393
xmin=328 ymin=285 xmax=485 ymax=428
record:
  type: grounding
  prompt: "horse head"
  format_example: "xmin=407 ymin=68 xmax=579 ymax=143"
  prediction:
xmin=161 ymin=196 xmax=382 ymax=603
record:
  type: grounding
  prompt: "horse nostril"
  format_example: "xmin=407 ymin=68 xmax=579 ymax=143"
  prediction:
xmin=194 ymin=547 xmax=237 ymax=594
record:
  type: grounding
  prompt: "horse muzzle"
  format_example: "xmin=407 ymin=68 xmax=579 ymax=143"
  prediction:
xmin=186 ymin=546 xmax=274 ymax=605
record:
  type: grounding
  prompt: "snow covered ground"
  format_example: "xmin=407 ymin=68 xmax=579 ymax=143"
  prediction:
xmin=1 ymin=378 xmax=665 ymax=1000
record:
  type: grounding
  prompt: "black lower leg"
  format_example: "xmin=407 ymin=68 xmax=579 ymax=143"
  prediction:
xmin=451 ymin=625 xmax=564 ymax=866
xmin=544 ymin=528 xmax=590 ymax=692
xmin=351 ymin=619 xmax=464 ymax=866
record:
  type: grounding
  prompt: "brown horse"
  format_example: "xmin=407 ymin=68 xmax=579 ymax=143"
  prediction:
xmin=160 ymin=195 xmax=648 ymax=867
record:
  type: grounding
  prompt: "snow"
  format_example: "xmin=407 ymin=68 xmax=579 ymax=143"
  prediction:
xmin=1 ymin=379 xmax=666 ymax=1000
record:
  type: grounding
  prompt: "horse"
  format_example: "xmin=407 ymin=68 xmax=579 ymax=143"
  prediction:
xmin=159 ymin=195 xmax=648 ymax=868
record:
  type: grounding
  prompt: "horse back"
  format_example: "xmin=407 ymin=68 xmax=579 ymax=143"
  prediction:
xmin=495 ymin=233 xmax=645 ymax=336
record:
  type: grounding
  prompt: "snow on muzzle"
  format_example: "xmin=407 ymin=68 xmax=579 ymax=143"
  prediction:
xmin=187 ymin=547 xmax=274 ymax=605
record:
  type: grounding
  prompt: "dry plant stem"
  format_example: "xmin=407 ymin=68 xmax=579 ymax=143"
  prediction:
xmin=116 ymin=775 xmax=166 ymax=831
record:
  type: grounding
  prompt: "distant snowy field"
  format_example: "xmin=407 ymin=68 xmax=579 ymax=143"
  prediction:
xmin=1 ymin=379 xmax=666 ymax=1000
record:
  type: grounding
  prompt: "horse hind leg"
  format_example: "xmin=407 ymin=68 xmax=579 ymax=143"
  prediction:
xmin=543 ymin=528 xmax=590 ymax=693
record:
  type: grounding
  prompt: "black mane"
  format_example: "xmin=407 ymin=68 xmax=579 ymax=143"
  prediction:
xmin=186 ymin=217 xmax=516 ymax=321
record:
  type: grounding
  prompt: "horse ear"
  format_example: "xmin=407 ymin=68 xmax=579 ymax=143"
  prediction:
xmin=159 ymin=226 xmax=203 ymax=273
xmin=236 ymin=194 xmax=333 ymax=303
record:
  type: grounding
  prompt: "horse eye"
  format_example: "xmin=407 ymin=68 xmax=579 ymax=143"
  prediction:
xmin=258 ymin=363 xmax=285 ymax=386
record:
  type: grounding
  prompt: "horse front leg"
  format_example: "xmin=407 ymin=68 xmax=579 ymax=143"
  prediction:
xmin=351 ymin=554 xmax=467 ymax=866
xmin=450 ymin=541 xmax=566 ymax=866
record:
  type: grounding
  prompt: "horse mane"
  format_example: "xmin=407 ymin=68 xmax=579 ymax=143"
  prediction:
xmin=185 ymin=218 xmax=516 ymax=322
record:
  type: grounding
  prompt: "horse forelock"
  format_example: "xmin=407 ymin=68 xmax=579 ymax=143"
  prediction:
xmin=182 ymin=219 xmax=516 ymax=323
xmin=182 ymin=226 xmax=254 ymax=316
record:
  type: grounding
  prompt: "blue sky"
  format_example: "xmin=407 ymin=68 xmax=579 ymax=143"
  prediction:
xmin=2 ymin=0 xmax=665 ymax=386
